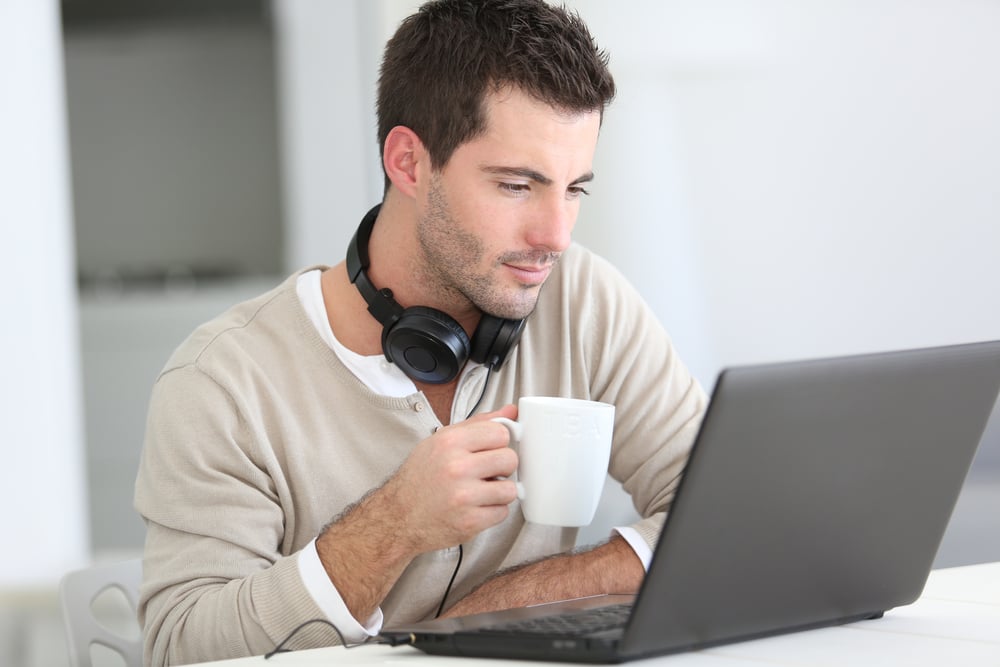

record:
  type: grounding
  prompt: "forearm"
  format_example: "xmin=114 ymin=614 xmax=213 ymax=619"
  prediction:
xmin=442 ymin=535 xmax=644 ymax=618
xmin=316 ymin=409 xmax=520 ymax=622
xmin=315 ymin=484 xmax=420 ymax=622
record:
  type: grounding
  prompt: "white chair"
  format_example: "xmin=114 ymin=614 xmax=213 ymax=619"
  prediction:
xmin=59 ymin=558 xmax=143 ymax=667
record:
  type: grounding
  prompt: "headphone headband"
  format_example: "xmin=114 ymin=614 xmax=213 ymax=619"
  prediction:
xmin=346 ymin=205 xmax=403 ymax=326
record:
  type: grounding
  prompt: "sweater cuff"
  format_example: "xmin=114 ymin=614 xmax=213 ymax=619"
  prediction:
xmin=297 ymin=538 xmax=383 ymax=642
xmin=612 ymin=526 xmax=652 ymax=571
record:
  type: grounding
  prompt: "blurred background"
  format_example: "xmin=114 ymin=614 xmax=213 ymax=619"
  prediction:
xmin=2 ymin=0 xmax=999 ymax=665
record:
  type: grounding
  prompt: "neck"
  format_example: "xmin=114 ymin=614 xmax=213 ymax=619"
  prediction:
xmin=322 ymin=263 xmax=384 ymax=358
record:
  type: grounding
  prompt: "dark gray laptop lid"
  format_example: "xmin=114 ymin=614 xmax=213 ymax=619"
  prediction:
xmin=622 ymin=339 xmax=1000 ymax=657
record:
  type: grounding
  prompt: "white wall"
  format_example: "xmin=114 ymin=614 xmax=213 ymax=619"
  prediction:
xmin=568 ymin=0 xmax=1000 ymax=552
xmin=570 ymin=0 xmax=1000 ymax=385
xmin=0 ymin=0 xmax=89 ymax=585
xmin=273 ymin=0 xmax=391 ymax=269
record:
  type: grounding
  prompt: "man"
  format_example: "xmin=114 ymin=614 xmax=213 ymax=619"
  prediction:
xmin=135 ymin=1 xmax=706 ymax=665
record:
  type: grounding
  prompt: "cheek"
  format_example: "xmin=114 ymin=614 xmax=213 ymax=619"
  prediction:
xmin=461 ymin=198 xmax=515 ymax=242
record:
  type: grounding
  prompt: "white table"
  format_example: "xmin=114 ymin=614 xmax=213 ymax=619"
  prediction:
xmin=193 ymin=561 xmax=1000 ymax=666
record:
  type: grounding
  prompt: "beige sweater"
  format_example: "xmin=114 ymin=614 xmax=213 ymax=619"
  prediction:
xmin=134 ymin=243 xmax=706 ymax=666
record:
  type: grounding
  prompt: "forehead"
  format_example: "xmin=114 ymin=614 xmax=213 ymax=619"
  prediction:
xmin=455 ymin=87 xmax=602 ymax=176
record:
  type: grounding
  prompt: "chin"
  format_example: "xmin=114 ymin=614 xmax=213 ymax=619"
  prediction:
xmin=488 ymin=295 xmax=540 ymax=321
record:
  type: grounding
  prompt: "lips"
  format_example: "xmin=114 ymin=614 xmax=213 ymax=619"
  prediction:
xmin=504 ymin=262 xmax=553 ymax=286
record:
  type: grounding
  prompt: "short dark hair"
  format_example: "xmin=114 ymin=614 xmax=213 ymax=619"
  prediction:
xmin=376 ymin=0 xmax=616 ymax=189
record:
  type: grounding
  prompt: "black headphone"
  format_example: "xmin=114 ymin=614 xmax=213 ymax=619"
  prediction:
xmin=345 ymin=205 xmax=526 ymax=385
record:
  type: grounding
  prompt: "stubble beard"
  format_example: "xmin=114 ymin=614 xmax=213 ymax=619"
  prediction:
xmin=416 ymin=178 xmax=559 ymax=321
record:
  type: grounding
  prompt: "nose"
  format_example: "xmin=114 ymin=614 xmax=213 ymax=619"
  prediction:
xmin=525 ymin=195 xmax=576 ymax=253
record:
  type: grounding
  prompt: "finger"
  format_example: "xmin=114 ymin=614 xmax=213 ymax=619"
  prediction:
xmin=457 ymin=503 xmax=511 ymax=536
xmin=481 ymin=478 xmax=519 ymax=506
xmin=455 ymin=477 xmax=519 ymax=510
xmin=441 ymin=419 xmax=514 ymax=454
xmin=435 ymin=435 xmax=516 ymax=486
xmin=466 ymin=444 xmax=518 ymax=481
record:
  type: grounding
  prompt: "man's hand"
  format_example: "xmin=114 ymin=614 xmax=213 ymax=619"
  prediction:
xmin=316 ymin=404 xmax=519 ymax=621
xmin=382 ymin=404 xmax=520 ymax=553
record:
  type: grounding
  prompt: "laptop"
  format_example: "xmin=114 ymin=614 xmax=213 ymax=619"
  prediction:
xmin=381 ymin=339 xmax=1000 ymax=662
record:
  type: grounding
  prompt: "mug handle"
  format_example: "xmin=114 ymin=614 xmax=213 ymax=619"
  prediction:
xmin=491 ymin=417 xmax=526 ymax=500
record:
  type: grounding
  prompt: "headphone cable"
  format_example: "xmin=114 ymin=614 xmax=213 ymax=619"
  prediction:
xmin=465 ymin=364 xmax=494 ymax=418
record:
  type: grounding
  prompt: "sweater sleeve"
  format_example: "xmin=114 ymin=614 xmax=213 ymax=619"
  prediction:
xmin=578 ymin=252 xmax=707 ymax=551
xmin=135 ymin=364 xmax=342 ymax=666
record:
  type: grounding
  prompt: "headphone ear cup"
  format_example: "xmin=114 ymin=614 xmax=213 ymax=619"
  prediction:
xmin=470 ymin=316 xmax=526 ymax=370
xmin=383 ymin=306 xmax=471 ymax=384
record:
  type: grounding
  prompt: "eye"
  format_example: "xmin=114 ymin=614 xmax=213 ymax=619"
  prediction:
xmin=567 ymin=185 xmax=591 ymax=199
xmin=499 ymin=182 xmax=529 ymax=195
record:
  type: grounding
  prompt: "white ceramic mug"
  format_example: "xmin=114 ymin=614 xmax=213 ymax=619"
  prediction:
xmin=493 ymin=396 xmax=615 ymax=526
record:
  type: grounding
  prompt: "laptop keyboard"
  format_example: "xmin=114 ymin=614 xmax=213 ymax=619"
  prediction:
xmin=478 ymin=603 xmax=632 ymax=638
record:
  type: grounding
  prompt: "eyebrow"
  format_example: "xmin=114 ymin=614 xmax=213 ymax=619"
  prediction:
xmin=482 ymin=166 xmax=595 ymax=187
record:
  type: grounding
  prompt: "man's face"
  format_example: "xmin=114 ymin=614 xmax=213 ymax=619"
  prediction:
xmin=414 ymin=87 xmax=602 ymax=321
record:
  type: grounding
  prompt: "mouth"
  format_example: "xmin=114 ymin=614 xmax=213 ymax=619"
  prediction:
xmin=503 ymin=262 xmax=554 ymax=286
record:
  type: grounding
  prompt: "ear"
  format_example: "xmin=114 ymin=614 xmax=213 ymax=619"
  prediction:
xmin=383 ymin=126 xmax=427 ymax=199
